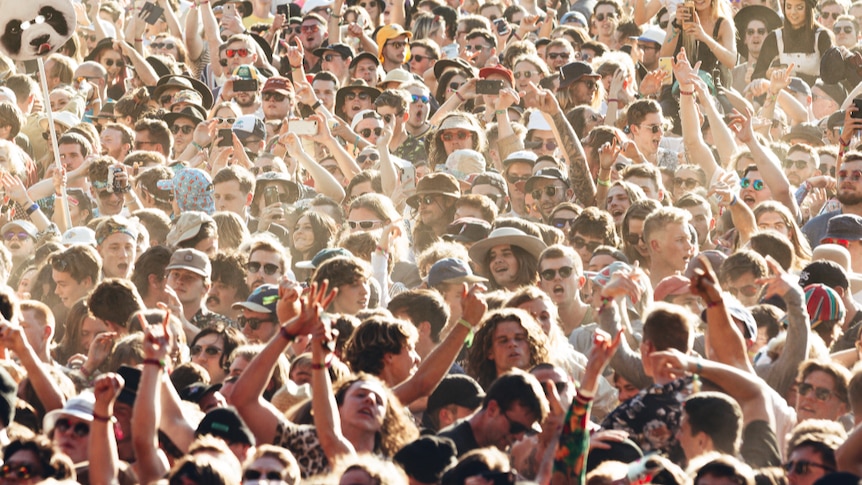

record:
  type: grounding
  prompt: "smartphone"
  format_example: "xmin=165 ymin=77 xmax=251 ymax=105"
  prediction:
xmin=853 ymin=98 xmax=862 ymax=119
xmin=400 ymin=164 xmax=416 ymax=192
xmin=276 ymin=4 xmax=289 ymax=15
xmin=712 ymin=68 xmax=722 ymax=88
xmin=659 ymin=57 xmax=673 ymax=86
xmin=476 ymin=79 xmax=503 ymax=95
xmin=493 ymin=18 xmax=509 ymax=35
xmin=680 ymin=0 xmax=694 ymax=28
xmin=289 ymin=119 xmax=318 ymax=136
xmin=264 ymin=185 xmax=280 ymax=206
xmin=217 ymin=128 xmax=233 ymax=147
xmin=233 ymin=79 xmax=258 ymax=92
xmin=142 ymin=2 xmax=165 ymax=24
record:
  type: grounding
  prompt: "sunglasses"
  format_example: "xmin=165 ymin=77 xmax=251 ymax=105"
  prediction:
xmin=571 ymin=236 xmax=601 ymax=253
xmin=740 ymin=178 xmax=765 ymax=190
xmin=822 ymin=237 xmax=850 ymax=248
xmin=637 ymin=43 xmax=659 ymax=50
xmin=747 ymin=27 xmax=767 ymax=36
xmin=464 ymin=44 xmax=486 ymax=52
xmin=659 ymin=20 xmax=669 ymax=28
xmin=727 ymin=284 xmax=759 ymax=298
xmin=237 ymin=316 xmax=275 ymax=330
xmin=674 ymin=177 xmax=699 ymax=188
xmin=502 ymin=412 xmax=530 ymax=435
xmin=547 ymin=52 xmax=570 ymax=60
xmin=360 ymin=127 xmax=383 ymax=138
xmin=386 ymin=41 xmax=408 ymax=49
xmin=150 ymin=42 xmax=176 ymax=49
xmin=216 ymin=117 xmax=236 ymax=125
xmin=4 ymin=231 xmax=29 ymax=241
xmin=356 ymin=153 xmax=380 ymax=165
xmin=251 ymin=165 xmax=274 ymax=175
xmin=595 ymin=11 xmax=617 ymax=21
xmin=226 ymin=48 xmax=250 ymax=58
xmin=796 ymin=382 xmax=836 ymax=401
xmin=82 ymin=33 xmax=97 ymax=42
xmin=506 ymin=173 xmax=530 ymax=184
xmin=782 ymin=159 xmax=809 ymax=170
xmin=348 ymin=220 xmax=383 ymax=229
xmin=345 ymin=91 xmax=371 ymax=101
xmin=103 ymin=58 xmax=125 ymax=68
xmin=323 ymin=53 xmax=343 ymax=62
xmin=301 ymin=24 xmax=321 ymax=34
xmin=839 ymin=169 xmax=862 ymax=182
xmin=820 ymin=11 xmax=841 ymax=19
xmin=247 ymin=261 xmax=280 ymax=275
xmin=640 ymin=123 xmax=661 ymax=134
xmin=190 ymin=345 xmax=223 ymax=357
xmin=244 ymin=470 xmax=284 ymax=481
xmin=55 ymin=418 xmax=90 ymax=438
xmin=441 ymin=130 xmax=471 ymax=142
xmin=159 ymin=94 xmax=174 ymax=105
xmin=411 ymin=94 xmax=430 ymax=104
xmin=263 ymin=92 xmax=287 ymax=102
xmin=448 ymin=81 xmax=465 ymax=91
xmin=514 ymin=71 xmax=538 ymax=80
xmin=783 ymin=460 xmax=835 ymax=476
xmin=171 ymin=125 xmax=194 ymax=135
xmin=540 ymin=266 xmax=573 ymax=280
xmin=284 ymin=26 xmax=302 ymax=35
xmin=525 ymin=140 xmax=557 ymax=151
xmin=418 ymin=195 xmax=437 ymax=205
xmin=551 ymin=217 xmax=574 ymax=229
xmin=0 ymin=463 xmax=35 ymax=480
xmin=835 ymin=25 xmax=854 ymax=33
xmin=625 ymin=233 xmax=644 ymax=246
xmin=412 ymin=54 xmax=436 ymax=63
xmin=531 ymin=185 xmax=566 ymax=200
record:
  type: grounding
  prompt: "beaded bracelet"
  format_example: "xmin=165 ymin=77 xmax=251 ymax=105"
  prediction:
xmin=679 ymin=90 xmax=693 ymax=96
xmin=92 ymin=412 xmax=117 ymax=423
xmin=280 ymin=326 xmax=297 ymax=342
xmin=143 ymin=358 xmax=165 ymax=369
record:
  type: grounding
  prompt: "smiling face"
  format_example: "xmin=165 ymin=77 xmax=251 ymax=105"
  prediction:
xmin=292 ymin=215 xmax=316 ymax=256
xmin=785 ymin=0 xmax=809 ymax=28
xmin=487 ymin=244 xmax=520 ymax=290
xmin=795 ymin=370 xmax=847 ymax=422
xmin=606 ymin=185 xmax=632 ymax=225
xmin=332 ymin=277 xmax=370 ymax=315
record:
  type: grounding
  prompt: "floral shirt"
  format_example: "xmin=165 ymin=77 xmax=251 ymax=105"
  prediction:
xmin=552 ymin=395 xmax=591 ymax=484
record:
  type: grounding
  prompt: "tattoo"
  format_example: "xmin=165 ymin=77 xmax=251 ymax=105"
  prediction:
xmin=552 ymin=110 xmax=596 ymax=207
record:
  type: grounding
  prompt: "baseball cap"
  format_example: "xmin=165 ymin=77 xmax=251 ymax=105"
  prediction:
xmin=470 ymin=171 xmax=508 ymax=196
xmin=441 ymin=149 xmax=486 ymax=179
xmin=376 ymin=24 xmax=413 ymax=63
xmin=635 ymin=25 xmax=666 ymax=44
xmin=479 ymin=65 xmax=514 ymax=87
xmin=232 ymin=284 xmax=279 ymax=314
xmin=1 ymin=220 xmax=37 ymax=240
xmin=654 ymin=275 xmax=691 ymax=302
xmin=232 ymin=115 xmax=267 ymax=140
xmin=798 ymin=260 xmax=849 ymax=290
xmin=427 ymin=258 xmax=487 ymax=287
xmin=525 ymin=167 xmax=569 ymax=193
xmin=295 ymin=247 xmax=353 ymax=270
xmin=443 ymin=217 xmax=492 ymax=244
xmin=179 ymin=382 xmax=223 ymax=403
xmin=166 ymin=248 xmax=211 ymax=278
xmin=262 ymin=76 xmax=293 ymax=94
xmin=426 ymin=374 xmax=485 ymax=411
xmin=166 ymin=212 xmax=215 ymax=248
xmin=232 ymin=64 xmax=261 ymax=81
xmin=313 ymin=43 xmax=355 ymax=59
xmin=195 ymin=407 xmax=256 ymax=446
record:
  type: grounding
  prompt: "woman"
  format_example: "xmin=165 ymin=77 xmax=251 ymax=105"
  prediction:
xmin=53 ymin=300 xmax=108 ymax=368
xmin=753 ymin=201 xmax=812 ymax=269
xmin=468 ymin=227 xmax=547 ymax=291
xmin=350 ymin=0 xmax=385 ymax=28
xmin=348 ymin=193 xmax=401 ymax=234
xmin=434 ymin=69 xmax=471 ymax=105
xmin=512 ymin=54 xmax=550 ymax=94
xmin=752 ymin=0 xmax=834 ymax=85
xmin=1 ymin=436 xmax=74 ymax=484
xmin=113 ymin=88 xmax=152 ymax=130
xmin=661 ymin=0 xmax=737 ymax=81
xmin=621 ymin=199 xmax=661 ymax=267
xmin=290 ymin=211 xmax=337 ymax=282
xmin=148 ymin=33 xmax=189 ymax=66
xmin=567 ymin=106 xmax=606 ymax=140
xmin=428 ymin=112 xmax=487 ymax=170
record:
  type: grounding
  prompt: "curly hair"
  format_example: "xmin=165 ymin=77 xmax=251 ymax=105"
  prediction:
xmin=465 ymin=308 xmax=550 ymax=389
xmin=342 ymin=317 xmax=418 ymax=375
xmin=114 ymin=87 xmax=151 ymax=123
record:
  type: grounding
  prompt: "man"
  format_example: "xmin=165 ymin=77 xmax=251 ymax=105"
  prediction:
xmin=312 ymin=72 xmax=339 ymax=112
xmin=1 ymin=220 xmax=36 ymax=269
xmin=784 ymin=144 xmax=820 ymax=188
xmin=634 ymin=26 xmax=664 ymax=78
xmin=233 ymin=284 xmax=280 ymax=344
xmin=677 ymin=392 xmax=743 ymax=464
xmin=463 ymin=30 xmax=496 ymax=68
xmin=643 ymin=207 xmax=696 ymax=289
xmin=569 ymin=207 xmax=618 ymax=269
xmin=165 ymin=104 xmax=206 ymax=158
xmin=426 ymin=258 xmax=487 ymax=327
xmin=388 ymin=289 xmax=451 ymax=360
xmin=261 ymin=77 xmax=294 ymax=122
xmin=377 ymin=24 xmax=412 ymax=73
xmin=74 ymin=61 xmax=108 ymax=121
xmin=99 ymin=122 xmax=133 ymax=161
xmin=311 ymin=256 xmax=371 ymax=316
xmin=402 ymin=82 xmax=434 ymax=141
xmin=592 ymin=0 xmax=622 ymax=48
xmin=422 ymin=375 xmax=484 ymax=432
xmin=88 ymin=157 xmax=140 ymax=217
xmin=232 ymin=115 xmax=267 ymax=157
xmin=469 ymin=172 xmax=509 ymax=215
xmin=538 ymin=245 xmax=591 ymax=336
xmin=50 ymin=245 xmax=101 ymax=309
xmin=719 ymin=249 xmax=768 ymax=307
xmin=544 ymin=39 xmax=575 ymax=70
xmin=626 ymin=99 xmax=676 ymax=170
xmin=246 ymin=239 xmax=288 ymax=291
xmin=227 ymin=65 xmax=263 ymax=116
xmin=622 ymin=164 xmax=665 ymax=202
xmin=298 ymin=14 xmax=328 ymax=71
xmin=167 ymin=249 xmax=232 ymax=338
xmin=350 ymin=52 xmax=382 ymax=87
xmin=407 ymin=173 xmax=461 ymax=251
xmin=822 ymin=214 xmax=862 ymax=274
xmin=223 ymin=34 xmax=260 ymax=76
xmin=96 ymin=216 xmax=138 ymax=280
xmin=314 ymin=43 xmax=353 ymax=85
xmin=676 ymin=193 xmax=717 ymax=251
xmin=437 ymin=370 xmax=548 ymax=456
xmin=524 ymin=111 xmax=558 ymax=159
xmin=795 ymin=359 xmax=851 ymax=423
xmin=134 ymin=119 xmax=173 ymax=158
xmin=374 ymin=89 xmax=426 ymax=164
xmin=819 ymin=0 xmax=845 ymax=29
xmin=207 ymin=252 xmax=249 ymax=321
xmin=408 ymin=40 xmax=439 ymax=78
xmin=501 ymin=151 xmax=537 ymax=219
xmin=130 ymin=245 xmax=171 ymax=310
xmin=804 ymin=151 xmax=862 ymax=246
xmin=213 ymin=166 xmax=255 ymax=219
xmin=525 ymin=168 xmax=572 ymax=223
xmin=88 ymin=279 xmax=145 ymax=337
xmin=19 ymin=301 xmax=57 ymax=364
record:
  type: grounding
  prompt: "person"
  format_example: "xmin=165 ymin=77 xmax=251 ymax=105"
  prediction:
xmin=643 ymin=207 xmax=697 ymax=290
xmin=233 ymin=284 xmax=281 ymax=344
xmin=537 ymin=245 xmax=593 ymax=336
xmin=468 ymin=227 xmax=546 ymax=291
xmin=49 ymin=245 xmax=101 ymax=310
xmin=166 ymin=248 xmax=232 ymax=337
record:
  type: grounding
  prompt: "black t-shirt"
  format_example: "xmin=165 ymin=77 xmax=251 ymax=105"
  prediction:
xmin=437 ymin=419 xmax=480 ymax=457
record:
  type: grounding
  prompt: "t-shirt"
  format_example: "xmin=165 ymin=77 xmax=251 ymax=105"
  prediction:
xmin=274 ymin=416 xmax=329 ymax=477
xmin=243 ymin=14 xmax=274 ymax=29
xmin=437 ymin=419 xmax=480 ymax=456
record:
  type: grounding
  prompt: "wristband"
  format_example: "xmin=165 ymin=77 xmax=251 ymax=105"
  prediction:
xmin=679 ymin=90 xmax=693 ymax=96
xmin=608 ymin=98 xmax=619 ymax=104
xmin=455 ymin=91 xmax=466 ymax=103
xmin=312 ymin=355 xmax=332 ymax=369
xmin=840 ymin=136 xmax=852 ymax=148
xmin=495 ymin=109 xmax=506 ymax=116
xmin=280 ymin=326 xmax=297 ymax=342
xmin=92 ymin=412 xmax=117 ymax=423
xmin=597 ymin=178 xmax=611 ymax=187
xmin=695 ymin=356 xmax=703 ymax=374
xmin=25 ymin=202 xmax=39 ymax=216
xmin=375 ymin=245 xmax=388 ymax=255
xmin=458 ymin=318 xmax=475 ymax=348
xmin=191 ymin=141 xmax=203 ymax=151
xmin=706 ymin=299 xmax=722 ymax=308
xmin=143 ymin=358 xmax=165 ymax=368
xmin=729 ymin=194 xmax=737 ymax=206
xmin=577 ymin=388 xmax=595 ymax=401
xmin=310 ymin=100 xmax=322 ymax=111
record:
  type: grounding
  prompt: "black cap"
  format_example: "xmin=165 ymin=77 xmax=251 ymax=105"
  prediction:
xmin=313 ymin=43 xmax=355 ymax=59
xmin=393 ymin=436 xmax=458 ymax=483
xmin=799 ymin=260 xmax=849 ymax=290
xmin=195 ymin=407 xmax=256 ymax=446
xmin=179 ymin=382 xmax=223 ymax=403
xmin=426 ymin=375 xmax=485 ymax=412
xmin=116 ymin=365 xmax=141 ymax=407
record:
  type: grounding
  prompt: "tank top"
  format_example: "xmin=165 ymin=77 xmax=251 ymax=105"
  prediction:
xmin=775 ymin=28 xmax=824 ymax=78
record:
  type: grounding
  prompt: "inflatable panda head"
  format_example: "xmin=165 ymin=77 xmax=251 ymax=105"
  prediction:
xmin=0 ymin=0 xmax=76 ymax=60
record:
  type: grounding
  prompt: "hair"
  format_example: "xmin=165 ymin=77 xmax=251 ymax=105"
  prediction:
xmin=114 ymin=87 xmax=152 ymax=122
xmin=642 ymin=206 xmax=692 ymax=246
xmin=692 ymin=454 xmax=754 ymax=485
xmin=133 ymin=118 xmax=172 ymax=154
xmin=643 ymin=302 xmax=695 ymax=352
xmin=130 ymin=245 xmax=171 ymax=300
xmin=291 ymin=210 xmax=337 ymax=270
xmin=3 ymin=436 xmax=74 ymax=481
xmin=455 ymin=194 xmax=498 ymax=223
xmin=53 ymin=299 xmax=91 ymax=364
xmin=719 ymin=249 xmax=768 ymax=284
xmin=417 ymin=241 xmax=469 ymax=280
xmin=621 ymin=199 xmax=661 ymax=266
xmin=621 ymin=163 xmax=663 ymax=192
xmin=246 ymin=444 xmax=300 ymax=485
xmin=466 ymin=309 xmax=550 ymax=389
xmin=626 ymin=98 xmax=662 ymax=128
xmin=749 ymin=232 xmax=794 ymax=272
xmin=213 ymin=165 xmax=255 ymax=195
xmin=374 ymin=89 xmax=410 ymax=115
xmin=683 ymin=392 xmax=743 ymax=456
xmin=210 ymin=251 xmax=250 ymax=301
xmin=49 ymin=244 xmax=101 ymax=285
xmin=168 ymin=452 xmax=239 ymax=485
xmin=87 ymin=279 xmax=145 ymax=329
xmin=342 ymin=317 xmax=418 ymax=375
xmin=482 ymin=368 xmax=549 ymax=420
xmin=571 ymin=206 xmax=619 ymax=247
xmin=753 ymin=201 xmax=812 ymax=267
xmin=387 ymin=290 xmax=450 ymax=343
xmin=191 ymin=324 xmax=247 ymax=373
xmin=345 ymin=170 xmax=383 ymax=202
xmin=429 ymin=112 xmax=487 ymax=170
xmin=132 ymin=208 xmax=172 ymax=246
xmin=247 ymin=238 xmax=288 ymax=275
xmin=57 ymin=132 xmax=92 ymax=159
xmin=212 ymin=212 xmax=249 ymax=251
xmin=312 ymin=256 xmax=370 ymax=293
xmin=797 ymin=359 xmax=852 ymax=407
xmin=0 ymin=102 xmax=23 ymax=139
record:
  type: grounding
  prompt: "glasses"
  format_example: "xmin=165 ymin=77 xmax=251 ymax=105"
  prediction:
xmin=0 ymin=463 xmax=35 ymax=480
xmin=82 ymin=32 xmax=97 ymax=42
xmin=625 ymin=233 xmax=643 ymax=246
xmin=835 ymin=25 xmax=855 ymax=33
xmin=75 ymin=75 xmax=101 ymax=86
xmin=571 ymin=236 xmax=601 ymax=253
xmin=251 ymin=165 xmax=274 ymax=175
xmin=103 ymin=58 xmax=125 ymax=68
xmin=323 ymin=53 xmax=343 ymax=62
xmin=747 ymin=27 xmax=767 ymax=36
xmin=547 ymin=52 xmax=570 ymax=60
xmin=417 ymin=194 xmax=438 ymax=206
xmin=448 ymin=81 xmax=465 ymax=91
xmin=441 ymin=130 xmax=471 ymax=142
xmin=640 ymin=123 xmax=662 ymax=134
xmin=301 ymin=24 xmax=321 ymax=34
xmin=502 ymin=412 xmax=530 ymax=435
xmin=237 ymin=316 xmax=275 ymax=330
xmin=247 ymin=261 xmax=280 ymax=275
xmin=386 ymin=41 xmax=408 ymax=49
xmin=244 ymin=470 xmax=284 ymax=481
xmin=839 ymin=169 xmax=862 ymax=182
xmin=783 ymin=460 xmax=835 ymax=476
xmin=740 ymin=178 xmax=765 ymax=190
xmin=360 ymin=127 xmax=383 ymax=138
xmin=506 ymin=173 xmax=530 ymax=184
xmin=150 ymin=42 xmax=176 ymax=49
xmin=226 ymin=48 xmax=250 ymax=58
xmin=412 ymin=54 xmax=436 ymax=63
xmin=464 ymin=44 xmax=486 ymax=52
xmin=159 ymin=94 xmax=175 ymax=105
xmin=674 ymin=177 xmax=699 ymax=188
xmin=532 ymin=185 xmax=566 ymax=200
xmin=514 ymin=71 xmax=538 ymax=80
xmin=822 ymin=237 xmax=850 ymax=248
xmin=345 ymin=91 xmax=371 ymax=101
xmin=551 ymin=217 xmax=575 ymax=229
xmin=4 ymin=231 xmax=29 ymax=241
xmin=727 ymin=284 xmax=759 ymax=298
xmin=171 ymin=125 xmax=194 ymax=135
xmin=783 ymin=159 xmax=809 ymax=170
xmin=525 ymin=140 xmax=557 ymax=151
xmin=637 ymin=43 xmax=659 ymax=50
xmin=285 ymin=26 xmax=302 ymax=35
xmin=349 ymin=220 xmax=383 ymax=229
xmin=216 ymin=117 xmax=236 ymax=125
xmin=55 ymin=418 xmax=90 ymax=438
xmin=577 ymin=79 xmax=597 ymax=89
xmin=595 ymin=11 xmax=617 ymax=21
xmin=190 ymin=345 xmax=223 ymax=357
xmin=820 ymin=11 xmax=841 ymax=20
xmin=411 ymin=94 xmax=430 ymax=104
xmin=540 ymin=266 xmax=574 ymax=280
xmin=796 ymin=381 xmax=837 ymax=401
xmin=356 ymin=153 xmax=379 ymax=165
xmin=263 ymin=92 xmax=287 ymax=102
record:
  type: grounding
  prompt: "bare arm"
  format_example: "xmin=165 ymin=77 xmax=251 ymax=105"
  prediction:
xmin=184 ymin=4 xmax=205 ymax=63
xmin=675 ymin=49 xmax=720 ymax=184
xmin=157 ymin=0 xmax=183 ymax=39
xmin=89 ymin=374 xmax=124 ymax=485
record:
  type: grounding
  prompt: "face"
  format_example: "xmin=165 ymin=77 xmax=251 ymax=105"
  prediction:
xmin=486 ymin=400 xmax=537 ymax=450
xmin=514 ymin=60 xmax=543 ymax=92
xmin=418 ymin=194 xmax=450 ymax=226
xmin=79 ymin=316 xmax=108 ymax=354
xmin=675 ymin=411 xmax=701 ymax=461
xmin=593 ymin=3 xmax=619 ymax=37
xmin=2 ymin=228 xmax=33 ymax=261
xmin=795 ymin=370 xmax=847 ymax=422
xmin=606 ymin=185 xmax=632 ymax=225
xmin=673 ymin=168 xmax=702 ymax=200
xmin=206 ymin=280 xmax=240 ymax=318
xmin=213 ymin=180 xmax=248 ymax=215
xmin=406 ymin=87 xmax=431 ymax=128
xmin=785 ymin=445 xmax=832 ymax=485
xmin=246 ymin=249 xmax=283 ymax=290
xmin=339 ymin=380 xmax=388 ymax=433
xmin=613 ymin=373 xmax=640 ymax=401
xmin=517 ymin=298 xmax=555 ymax=335
xmin=332 ymin=278 xmax=370 ymax=315
xmin=167 ymin=269 xmax=208 ymax=307
xmin=52 ymin=415 xmax=90 ymax=463
xmin=353 ymin=59 xmax=379 ymax=85
xmin=50 ymin=90 xmax=71 ymax=112
xmin=637 ymin=40 xmax=661 ymax=66
xmin=571 ymin=232 xmax=605 ymax=267
xmin=313 ymin=80 xmax=337 ymax=111
xmin=52 ymin=270 xmax=91 ymax=309
xmin=527 ymin=129 xmax=557 ymax=158
xmin=383 ymin=34 xmax=409 ymax=65
xmin=300 ymin=20 xmax=326 ymax=51
xmin=292 ymin=215 xmax=316 ymax=255
xmin=99 ymin=51 xmax=125 ymax=78
xmin=740 ymin=169 xmax=773 ymax=207
xmin=409 ymin=46 xmax=435 ymax=75
xmin=489 ymin=320 xmax=530 ymax=375
xmin=631 ymin=112 xmax=664 ymax=156
xmin=440 ymin=128 xmax=474 ymax=154
xmin=245 ymin=456 xmax=290 ymax=484
xmin=530 ymin=179 xmax=569 ymax=221
xmin=682 ymin=204 xmax=714 ymax=247
xmin=488 ymin=244 xmax=520 ymax=289
xmin=545 ymin=46 xmax=572 ymax=69
xmin=757 ymin=210 xmax=790 ymax=237
xmin=347 ymin=206 xmax=385 ymax=233
xmin=262 ymin=90 xmax=292 ymax=121
xmin=387 ymin=339 xmax=420 ymax=385
xmin=650 ymin=222 xmax=695 ymax=273
xmin=355 ymin=117 xmax=384 ymax=144
xmin=819 ymin=3 xmax=843 ymax=28
xmin=343 ymin=90 xmax=374 ymax=122
xmin=240 ymin=308 xmax=278 ymax=344
xmin=570 ymin=77 xmax=598 ymax=105
xmin=191 ymin=333 xmax=227 ymax=382
xmin=59 ymin=143 xmax=85 ymax=171
xmin=134 ymin=130 xmax=164 ymax=154
xmin=464 ymin=36 xmax=493 ymax=67
xmin=625 ymin=176 xmax=660 ymax=201
xmin=785 ymin=0 xmax=808 ymax=28
xmin=99 ymin=232 xmax=135 ymax=279
xmin=724 ymin=272 xmax=761 ymax=307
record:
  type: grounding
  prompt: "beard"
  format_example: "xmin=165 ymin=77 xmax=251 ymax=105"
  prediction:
xmin=235 ymin=94 xmax=257 ymax=108
xmin=838 ymin=191 xmax=862 ymax=206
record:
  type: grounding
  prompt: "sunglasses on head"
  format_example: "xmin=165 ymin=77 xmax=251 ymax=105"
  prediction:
xmin=625 ymin=233 xmax=644 ymax=246
xmin=237 ymin=316 xmax=275 ymax=330
xmin=838 ymin=169 xmax=862 ymax=181
xmin=103 ymin=58 xmax=125 ymax=68
xmin=796 ymin=382 xmax=836 ymax=401
xmin=822 ymin=237 xmax=850 ymax=248
xmin=244 ymin=470 xmax=285 ymax=481
xmin=747 ymin=27 xmax=767 ymax=36
xmin=360 ymin=127 xmax=383 ymax=138
xmin=226 ymin=48 xmax=250 ymax=58
xmin=171 ymin=125 xmax=194 ymax=135
xmin=356 ymin=152 xmax=380 ymax=165
xmin=783 ymin=159 xmax=809 ymax=170
xmin=190 ymin=345 xmax=222 ymax=357
xmin=55 ymin=418 xmax=90 ymax=438
xmin=263 ymin=92 xmax=287 ymax=102
xmin=349 ymin=220 xmax=382 ymax=229
xmin=674 ymin=177 xmax=699 ymax=188
xmin=540 ymin=266 xmax=573 ymax=281
xmin=835 ymin=25 xmax=854 ymax=33
xmin=4 ymin=231 xmax=29 ymax=241
xmin=740 ymin=178 xmax=765 ymax=190
xmin=783 ymin=460 xmax=835 ymax=476
xmin=0 ymin=463 xmax=35 ymax=480
xmin=247 ymin=261 xmax=280 ymax=275
xmin=441 ymin=130 xmax=471 ymax=142
xmin=595 ymin=11 xmax=617 ymax=21
xmin=551 ymin=217 xmax=574 ymax=229
xmin=150 ymin=42 xmax=176 ymax=49
xmin=571 ymin=236 xmax=601 ymax=253
xmin=411 ymin=94 xmax=430 ymax=104
xmin=532 ymin=185 xmax=565 ymax=200
xmin=728 ymin=284 xmax=759 ymax=298
xmin=345 ymin=91 xmax=371 ymax=101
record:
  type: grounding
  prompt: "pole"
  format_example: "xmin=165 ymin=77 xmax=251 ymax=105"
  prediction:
xmin=37 ymin=57 xmax=73 ymax=231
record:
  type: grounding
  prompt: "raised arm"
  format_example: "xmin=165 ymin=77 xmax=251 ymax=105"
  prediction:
xmin=674 ymin=49 xmax=720 ymax=184
xmin=133 ymin=322 xmax=171 ymax=485
xmin=597 ymin=267 xmax=652 ymax=389
xmin=0 ymin=322 xmax=64 ymax=412
xmin=89 ymin=374 xmax=124 ymax=485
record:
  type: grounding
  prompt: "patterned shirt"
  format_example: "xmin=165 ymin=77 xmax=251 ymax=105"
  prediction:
xmin=274 ymin=416 xmax=329 ymax=478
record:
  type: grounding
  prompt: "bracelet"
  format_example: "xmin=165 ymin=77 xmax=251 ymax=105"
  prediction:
xmin=79 ymin=366 xmax=91 ymax=378
xmin=134 ymin=38 xmax=143 ymax=42
xmin=840 ymin=136 xmax=852 ymax=148
xmin=311 ymin=355 xmax=332 ymax=369
xmin=597 ymin=178 xmax=611 ymax=187
xmin=143 ymin=358 xmax=165 ymax=368
xmin=92 ymin=412 xmax=117 ymax=423
xmin=455 ymin=91 xmax=466 ymax=103
xmin=706 ymin=299 xmax=722 ymax=308
xmin=25 ymin=202 xmax=39 ymax=216
xmin=694 ymin=356 xmax=703 ymax=374
xmin=331 ymin=13 xmax=342 ymax=18
xmin=280 ymin=326 xmax=297 ymax=342
xmin=679 ymin=90 xmax=693 ymax=96
xmin=458 ymin=318 xmax=475 ymax=348
xmin=191 ymin=141 xmax=203 ymax=151
xmin=495 ymin=109 xmax=506 ymax=116
xmin=577 ymin=388 xmax=595 ymax=401
xmin=608 ymin=98 xmax=619 ymax=104
xmin=375 ymin=245 xmax=388 ymax=255
xmin=310 ymin=100 xmax=322 ymax=111
xmin=729 ymin=194 xmax=737 ymax=206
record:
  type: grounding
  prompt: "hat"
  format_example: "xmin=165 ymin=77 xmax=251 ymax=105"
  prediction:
xmin=442 ymin=149 xmax=485 ymax=179
xmin=232 ymin=64 xmax=261 ymax=82
xmin=166 ymin=248 xmax=212 ymax=278
xmin=479 ymin=65 xmax=514 ymax=87
xmin=443 ymin=217 xmax=492 ymax=244
xmin=164 ymin=105 xmax=207 ymax=127
xmin=349 ymin=51 xmax=380 ymax=70
xmin=823 ymin=214 xmax=862 ymax=242
xmin=166 ymin=212 xmax=215 ymax=248
xmin=812 ymin=244 xmax=852 ymax=271
xmin=427 ymin=258 xmax=488 ymax=287
xmin=560 ymin=10 xmax=588 ymax=26
xmin=116 ymin=365 xmax=141 ymax=407
xmin=295 ymin=247 xmax=354 ymax=270
xmin=335 ymin=80 xmax=381 ymax=118
xmin=470 ymin=171 xmax=508 ymax=196
xmin=525 ymin=167 xmax=569 ymax=193
xmin=635 ymin=25 xmax=666 ymax=45
xmin=44 ymin=392 xmax=95 ymax=432
xmin=805 ymin=283 xmax=846 ymax=328
xmin=786 ymin=77 xmax=811 ymax=97
xmin=406 ymin=173 xmax=461 ymax=209
xmin=433 ymin=58 xmax=477 ymax=80
xmin=157 ymin=168 xmax=215 ymax=214
xmin=232 ymin=115 xmax=267 ymax=141
xmin=1 ymin=220 xmax=37 ymax=240
xmin=195 ymin=407 xmax=256 ymax=446
xmin=782 ymin=123 xmax=823 ymax=146
xmin=375 ymin=24 xmax=413 ymax=63
xmin=380 ymin=68 xmax=414 ymax=88
xmin=426 ymin=374 xmax=485 ymax=412
xmin=261 ymin=76 xmax=293 ymax=95
xmin=502 ymin=150 xmax=538 ymax=168
xmin=38 ymin=111 xmax=80 ymax=132
xmin=592 ymin=261 xmax=634 ymax=287
xmin=799 ymin=260 xmax=849 ymax=290
xmin=468 ymin=227 xmax=548 ymax=264
xmin=698 ymin=299 xmax=756 ymax=339
xmin=61 ymin=227 xmax=97 ymax=246
xmin=179 ymin=382 xmax=223 ymax=403
xmin=232 ymin=283 xmax=279 ymax=314
xmin=814 ymin=80 xmax=846 ymax=105
xmin=301 ymin=0 xmax=332 ymax=14
xmin=95 ymin=101 xmax=115 ymax=120
xmin=733 ymin=5 xmax=782 ymax=58
xmin=438 ymin=114 xmax=479 ymax=134
xmin=152 ymin=74 xmax=214 ymax=109
xmin=313 ymin=43 xmax=355 ymax=59
xmin=559 ymin=61 xmax=601 ymax=89
xmin=171 ymin=89 xmax=204 ymax=108
xmin=146 ymin=56 xmax=172 ymax=78
xmin=0 ymin=367 xmax=15 ymax=427
xmin=252 ymin=172 xmax=304 ymax=206
xmin=654 ymin=275 xmax=691 ymax=301
xmin=350 ymin=109 xmax=381 ymax=130
xmin=393 ymin=436 xmax=458 ymax=484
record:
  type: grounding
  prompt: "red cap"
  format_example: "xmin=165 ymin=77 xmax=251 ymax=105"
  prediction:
xmin=262 ymin=77 xmax=294 ymax=94
xmin=479 ymin=66 xmax=514 ymax=87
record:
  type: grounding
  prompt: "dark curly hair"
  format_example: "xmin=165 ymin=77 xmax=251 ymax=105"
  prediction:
xmin=465 ymin=309 xmax=550 ymax=389
xmin=342 ymin=317 xmax=417 ymax=375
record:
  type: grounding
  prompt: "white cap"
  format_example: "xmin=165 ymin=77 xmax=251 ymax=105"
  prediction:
xmin=62 ymin=227 xmax=97 ymax=246
xmin=636 ymin=25 xmax=666 ymax=45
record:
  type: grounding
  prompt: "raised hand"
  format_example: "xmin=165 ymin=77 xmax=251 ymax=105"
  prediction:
xmin=276 ymin=276 xmax=302 ymax=324
xmin=93 ymin=373 xmax=125 ymax=411
xmin=755 ymin=255 xmax=796 ymax=300
xmin=600 ymin=264 xmax=643 ymax=304
xmin=727 ymin=108 xmax=755 ymax=144
xmin=598 ymin=140 xmax=621 ymax=172
xmin=688 ymin=253 xmax=722 ymax=304
xmin=460 ymin=283 xmax=487 ymax=327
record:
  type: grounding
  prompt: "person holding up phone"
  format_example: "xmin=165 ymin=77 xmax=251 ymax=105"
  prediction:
xmin=660 ymin=0 xmax=737 ymax=85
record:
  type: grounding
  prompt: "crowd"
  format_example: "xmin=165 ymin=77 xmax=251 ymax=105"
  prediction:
xmin=0 ymin=0 xmax=860 ymax=482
